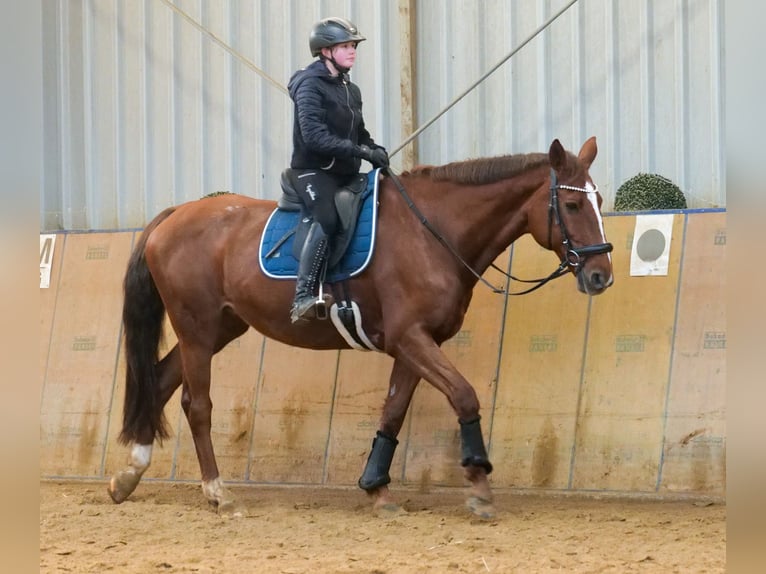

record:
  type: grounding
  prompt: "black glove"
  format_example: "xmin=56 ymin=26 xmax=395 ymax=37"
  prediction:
xmin=359 ymin=145 xmax=389 ymax=169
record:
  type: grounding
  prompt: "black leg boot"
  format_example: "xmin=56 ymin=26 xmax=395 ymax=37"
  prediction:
xmin=290 ymin=222 xmax=328 ymax=323
xmin=459 ymin=416 xmax=493 ymax=474
xmin=358 ymin=431 xmax=399 ymax=491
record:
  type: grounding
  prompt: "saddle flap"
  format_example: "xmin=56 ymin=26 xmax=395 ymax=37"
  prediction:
xmin=330 ymin=174 xmax=370 ymax=268
xmin=334 ymin=174 xmax=368 ymax=230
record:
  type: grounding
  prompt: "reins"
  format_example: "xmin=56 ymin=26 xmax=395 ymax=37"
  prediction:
xmin=385 ymin=167 xmax=612 ymax=296
xmin=386 ymin=169 xmax=508 ymax=294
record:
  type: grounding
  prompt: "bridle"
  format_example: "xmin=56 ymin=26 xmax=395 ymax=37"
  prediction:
xmin=533 ymin=169 xmax=614 ymax=284
xmin=387 ymin=167 xmax=612 ymax=296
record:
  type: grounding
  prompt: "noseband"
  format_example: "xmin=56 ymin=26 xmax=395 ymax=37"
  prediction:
xmin=547 ymin=169 xmax=613 ymax=274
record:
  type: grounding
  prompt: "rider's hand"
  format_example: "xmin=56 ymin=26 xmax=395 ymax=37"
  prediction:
xmin=359 ymin=145 xmax=389 ymax=169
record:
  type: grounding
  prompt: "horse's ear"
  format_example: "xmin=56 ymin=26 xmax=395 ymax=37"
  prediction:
xmin=549 ymin=139 xmax=567 ymax=172
xmin=578 ymin=136 xmax=598 ymax=168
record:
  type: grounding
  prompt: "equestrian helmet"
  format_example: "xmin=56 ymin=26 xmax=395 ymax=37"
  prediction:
xmin=309 ymin=17 xmax=366 ymax=57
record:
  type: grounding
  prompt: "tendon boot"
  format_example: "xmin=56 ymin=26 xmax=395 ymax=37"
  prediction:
xmin=290 ymin=221 xmax=329 ymax=323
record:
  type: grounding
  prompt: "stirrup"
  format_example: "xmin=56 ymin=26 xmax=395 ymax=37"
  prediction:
xmin=315 ymin=279 xmax=328 ymax=319
xmin=290 ymin=294 xmax=330 ymax=323
xmin=314 ymin=296 xmax=328 ymax=320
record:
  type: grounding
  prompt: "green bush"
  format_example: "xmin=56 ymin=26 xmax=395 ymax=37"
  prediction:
xmin=614 ymin=173 xmax=687 ymax=211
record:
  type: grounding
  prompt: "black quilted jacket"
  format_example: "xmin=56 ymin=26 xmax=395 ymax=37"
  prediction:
xmin=287 ymin=60 xmax=383 ymax=175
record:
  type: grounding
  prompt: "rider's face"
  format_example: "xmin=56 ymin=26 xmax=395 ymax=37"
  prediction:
xmin=323 ymin=42 xmax=357 ymax=70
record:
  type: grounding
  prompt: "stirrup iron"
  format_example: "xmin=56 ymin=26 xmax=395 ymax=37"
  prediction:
xmin=315 ymin=270 xmax=328 ymax=319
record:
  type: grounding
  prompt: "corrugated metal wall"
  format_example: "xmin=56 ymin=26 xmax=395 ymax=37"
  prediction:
xmin=415 ymin=0 xmax=725 ymax=207
xmin=41 ymin=0 xmax=724 ymax=231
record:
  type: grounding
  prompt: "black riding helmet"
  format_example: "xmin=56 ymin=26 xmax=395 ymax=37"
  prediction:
xmin=309 ymin=17 xmax=366 ymax=57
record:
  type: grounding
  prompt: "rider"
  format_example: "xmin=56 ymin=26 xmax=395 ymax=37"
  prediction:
xmin=287 ymin=16 xmax=390 ymax=323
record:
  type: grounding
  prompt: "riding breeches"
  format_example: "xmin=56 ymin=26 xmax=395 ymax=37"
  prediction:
xmin=292 ymin=169 xmax=355 ymax=237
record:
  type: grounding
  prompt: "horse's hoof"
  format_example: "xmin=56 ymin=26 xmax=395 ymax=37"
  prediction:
xmin=466 ymin=496 xmax=496 ymax=520
xmin=107 ymin=472 xmax=139 ymax=504
xmin=373 ymin=502 xmax=407 ymax=519
xmin=107 ymin=483 xmax=126 ymax=504
xmin=217 ymin=499 xmax=246 ymax=517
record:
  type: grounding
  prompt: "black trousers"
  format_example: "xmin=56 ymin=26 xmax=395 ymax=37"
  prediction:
xmin=292 ymin=169 xmax=355 ymax=237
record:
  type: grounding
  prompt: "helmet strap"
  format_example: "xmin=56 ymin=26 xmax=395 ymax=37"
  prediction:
xmin=320 ymin=48 xmax=350 ymax=76
xmin=330 ymin=56 xmax=350 ymax=75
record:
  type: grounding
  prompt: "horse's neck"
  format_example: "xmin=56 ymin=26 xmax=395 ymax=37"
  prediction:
xmin=429 ymin=173 xmax=545 ymax=271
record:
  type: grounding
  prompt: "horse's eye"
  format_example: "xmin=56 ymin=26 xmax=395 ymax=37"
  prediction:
xmin=565 ymin=201 xmax=579 ymax=212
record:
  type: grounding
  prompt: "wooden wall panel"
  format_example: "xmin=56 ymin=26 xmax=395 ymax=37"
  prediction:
xmin=247 ymin=342 xmax=337 ymax=484
xmin=40 ymin=233 xmax=66 ymax=385
xmin=324 ymin=350 xmax=399 ymax=485
xmin=173 ymin=329 xmax=265 ymax=481
xmin=572 ymin=215 xmax=684 ymax=491
xmin=40 ymin=214 xmax=727 ymax=496
xmin=40 ymin=232 xmax=134 ymax=476
xmin=660 ymin=212 xmax=726 ymax=493
xmin=491 ymin=236 xmax=591 ymax=489
xmin=402 ymin=250 xmax=509 ymax=487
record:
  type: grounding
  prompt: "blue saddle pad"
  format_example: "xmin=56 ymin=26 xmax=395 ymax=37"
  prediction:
xmin=258 ymin=170 xmax=380 ymax=282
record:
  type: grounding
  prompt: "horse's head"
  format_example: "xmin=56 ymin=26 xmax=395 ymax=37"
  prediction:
xmin=528 ymin=137 xmax=614 ymax=295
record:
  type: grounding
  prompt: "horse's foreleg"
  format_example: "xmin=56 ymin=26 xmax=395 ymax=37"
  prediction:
xmin=360 ymin=359 xmax=419 ymax=516
xmin=396 ymin=335 xmax=496 ymax=519
xmin=108 ymin=347 xmax=184 ymax=503
xmin=459 ymin=417 xmax=495 ymax=519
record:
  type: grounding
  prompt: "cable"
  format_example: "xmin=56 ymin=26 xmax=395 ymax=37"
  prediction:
xmin=156 ymin=0 xmax=289 ymax=96
xmin=389 ymin=0 xmax=580 ymax=157
xmin=157 ymin=0 xmax=581 ymax=157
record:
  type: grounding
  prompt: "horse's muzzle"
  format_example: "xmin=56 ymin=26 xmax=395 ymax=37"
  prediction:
xmin=571 ymin=242 xmax=614 ymax=295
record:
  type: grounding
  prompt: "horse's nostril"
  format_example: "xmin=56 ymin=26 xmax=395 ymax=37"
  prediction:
xmin=589 ymin=272 xmax=606 ymax=291
xmin=591 ymin=270 xmax=615 ymax=291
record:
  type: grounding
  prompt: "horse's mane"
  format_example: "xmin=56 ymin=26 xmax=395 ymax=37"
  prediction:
xmin=407 ymin=152 xmax=551 ymax=186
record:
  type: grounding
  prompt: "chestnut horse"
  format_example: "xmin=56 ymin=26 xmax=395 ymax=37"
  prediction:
xmin=108 ymin=137 xmax=613 ymax=519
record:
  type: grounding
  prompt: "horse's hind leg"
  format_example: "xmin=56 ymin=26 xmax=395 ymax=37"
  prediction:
xmin=359 ymin=359 xmax=420 ymax=517
xmin=109 ymin=346 xmax=184 ymax=502
xmin=178 ymin=315 xmax=248 ymax=515
xmin=177 ymin=374 xmax=240 ymax=515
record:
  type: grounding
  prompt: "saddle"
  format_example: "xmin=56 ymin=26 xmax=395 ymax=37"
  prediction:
xmin=277 ymin=169 xmax=369 ymax=269
xmin=259 ymin=169 xmax=381 ymax=350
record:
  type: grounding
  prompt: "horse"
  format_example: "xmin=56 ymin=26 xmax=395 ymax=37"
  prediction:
xmin=107 ymin=137 xmax=613 ymax=519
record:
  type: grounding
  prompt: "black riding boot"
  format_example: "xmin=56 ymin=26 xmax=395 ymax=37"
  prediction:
xmin=290 ymin=222 xmax=328 ymax=323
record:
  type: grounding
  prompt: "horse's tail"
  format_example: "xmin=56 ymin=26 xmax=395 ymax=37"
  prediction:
xmin=117 ymin=207 xmax=176 ymax=445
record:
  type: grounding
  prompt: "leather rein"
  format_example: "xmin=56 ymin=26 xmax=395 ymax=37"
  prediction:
xmin=386 ymin=168 xmax=613 ymax=296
